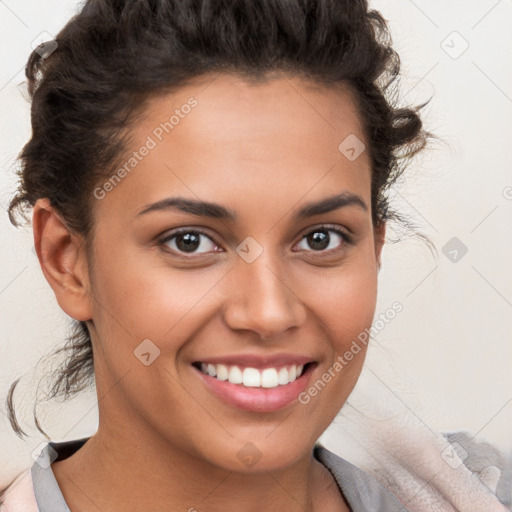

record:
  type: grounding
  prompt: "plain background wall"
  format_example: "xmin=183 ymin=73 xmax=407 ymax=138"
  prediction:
xmin=0 ymin=0 xmax=511 ymax=486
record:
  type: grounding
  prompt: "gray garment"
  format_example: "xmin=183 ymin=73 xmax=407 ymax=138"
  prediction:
xmin=313 ymin=444 xmax=408 ymax=511
xmin=30 ymin=437 xmax=407 ymax=511
xmin=444 ymin=431 xmax=511 ymax=508
xmin=26 ymin=435 xmax=512 ymax=511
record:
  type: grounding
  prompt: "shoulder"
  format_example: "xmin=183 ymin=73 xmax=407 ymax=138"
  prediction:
xmin=0 ymin=468 xmax=39 ymax=512
xmin=0 ymin=436 xmax=88 ymax=512
xmin=443 ymin=431 xmax=511 ymax=506
xmin=314 ymin=443 xmax=409 ymax=511
xmin=317 ymin=430 xmax=511 ymax=512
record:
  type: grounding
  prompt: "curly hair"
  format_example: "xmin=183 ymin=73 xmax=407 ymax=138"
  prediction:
xmin=5 ymin=0 xmax=430 ymax=441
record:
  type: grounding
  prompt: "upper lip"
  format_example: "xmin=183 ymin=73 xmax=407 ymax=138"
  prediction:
xmin=193 ymin=353 xmax=316 ymax=369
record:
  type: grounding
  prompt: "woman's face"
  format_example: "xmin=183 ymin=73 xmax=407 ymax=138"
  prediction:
xmin=79 ymin=73 xmax=384 ymax=472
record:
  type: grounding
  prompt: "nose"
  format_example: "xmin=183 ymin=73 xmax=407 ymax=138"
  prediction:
xmin=222 ymin=254 xmax=307 ymax=340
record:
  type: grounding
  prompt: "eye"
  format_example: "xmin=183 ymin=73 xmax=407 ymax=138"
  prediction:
xmin=295 ymin=225 xmax=352 ymax=253
xmin=158 ymin=225 xmax=352 ymax=257
xmin=159 ymin=228 xmax=221 ymax=255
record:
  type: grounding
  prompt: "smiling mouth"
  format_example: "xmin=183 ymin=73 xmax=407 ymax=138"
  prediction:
xmin=192 ymin=362 xmax=313 ymax=388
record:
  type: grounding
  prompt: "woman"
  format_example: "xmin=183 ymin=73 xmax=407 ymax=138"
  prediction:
xmin=0 ymin=1 xmax=509 ymax=511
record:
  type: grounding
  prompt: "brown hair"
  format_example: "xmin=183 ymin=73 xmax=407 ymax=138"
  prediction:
xmin=5 ymin=0 xmax=430 ymax=443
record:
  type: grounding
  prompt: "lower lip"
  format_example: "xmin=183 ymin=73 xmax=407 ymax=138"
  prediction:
xmin=194 ymin=365 xmax=316 ymax=413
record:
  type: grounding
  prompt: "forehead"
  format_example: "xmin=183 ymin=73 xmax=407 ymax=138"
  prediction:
xmin=93 ymin=73 xmax=371 ymax=222
xmin=141 ymin=72 xmax=366 ymax=151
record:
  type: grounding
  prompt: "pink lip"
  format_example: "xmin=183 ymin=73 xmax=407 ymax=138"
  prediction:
xmin=193 ymin=361 xmax=317 ymax=413
xmin=194 ymin=353 xmax=315 ymax=370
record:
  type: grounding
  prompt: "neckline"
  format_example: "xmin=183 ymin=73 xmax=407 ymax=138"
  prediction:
xmin=31 ymin=437 xmax=90 ymax=512
xmin=32 ymin=438 xmax=404 ymax=512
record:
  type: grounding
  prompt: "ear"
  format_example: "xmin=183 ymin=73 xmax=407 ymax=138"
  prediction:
xmin=374 ymin=221 xmax=386 ymax=270
xmin=32 ymin=198 xmax=93 ymax=321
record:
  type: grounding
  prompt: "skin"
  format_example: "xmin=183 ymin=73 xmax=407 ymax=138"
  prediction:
xmin=33 ymin=72 xmax=385 ymax=512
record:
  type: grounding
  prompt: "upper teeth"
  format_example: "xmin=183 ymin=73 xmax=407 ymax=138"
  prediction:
xmin=199 ymin=363 xmax=305 ymax=388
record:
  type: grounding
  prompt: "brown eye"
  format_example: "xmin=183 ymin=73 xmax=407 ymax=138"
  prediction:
xmin=296 ymin=227 xmax=351 ymax=253
xmin=160 ymin=230 xmax=220 ymax=255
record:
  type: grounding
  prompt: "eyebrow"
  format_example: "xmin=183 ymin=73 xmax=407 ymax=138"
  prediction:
xmin=136 ymin=191 xmax=367 ymax=221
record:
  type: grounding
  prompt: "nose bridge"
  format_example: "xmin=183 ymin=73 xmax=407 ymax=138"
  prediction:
xmin=223 ymin=248 xmax=306 ymax=338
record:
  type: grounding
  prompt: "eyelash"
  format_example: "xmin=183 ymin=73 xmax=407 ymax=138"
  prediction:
xmin=157 ymin=224 xmax=354 ymax=257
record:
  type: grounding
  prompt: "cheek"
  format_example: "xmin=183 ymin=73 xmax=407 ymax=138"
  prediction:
xmin=298 ymin=257 xmax=378 ymax=348
xmin=293 ymin=260 xmax=378 ymax=418
xmin=88 ymin=238 xmax=225 ymax=343
xmin=86 ymin=244 xmax=224 ymax=418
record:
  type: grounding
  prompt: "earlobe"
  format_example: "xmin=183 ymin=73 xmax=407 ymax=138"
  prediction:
xmin=32 ymin=198 xmax=93 ymax=322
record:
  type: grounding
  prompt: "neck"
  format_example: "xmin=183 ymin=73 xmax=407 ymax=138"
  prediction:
xmin=52 ymin=416 xmax=339 ymax=512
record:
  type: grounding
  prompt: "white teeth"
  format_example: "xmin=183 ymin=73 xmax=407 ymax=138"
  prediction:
xmin=228 ymin=365 xmax=243 ymax=384
xmin=261 ymin=368 xmax=279 ymax=388
xmin=207 ymin=363 xmax=217 ymax=377
xmin=216 ymin=364 xmax=229 ymax=381
xmin=242 ymin=368 xmax=261 ymax=387
xmin=277 ymin=367 xmax=289 ymax=385
xmin=199 ymin=363 xmax=307 ymax=388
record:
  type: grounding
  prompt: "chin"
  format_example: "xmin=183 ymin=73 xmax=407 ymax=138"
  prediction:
xmin=198 ymin=432 xmax=316 ymax=474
